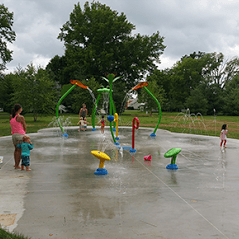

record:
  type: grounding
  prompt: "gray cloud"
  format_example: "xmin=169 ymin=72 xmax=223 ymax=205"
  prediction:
xmin=2 ymin=0 xmax=239 ymax=72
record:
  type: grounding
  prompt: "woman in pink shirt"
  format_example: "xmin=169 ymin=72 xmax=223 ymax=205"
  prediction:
xmin=10 ymin=104 xmax=27 ymax=169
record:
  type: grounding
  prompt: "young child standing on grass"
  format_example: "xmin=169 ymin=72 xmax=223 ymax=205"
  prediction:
xmin=17 ymin=135 xmax=33 ymax=171
xmin=220 ymin=124 xmax=228 ymax=148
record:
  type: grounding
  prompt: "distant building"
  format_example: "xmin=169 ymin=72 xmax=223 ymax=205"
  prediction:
xmin=126 ymin=98 xmax=145 ymax=111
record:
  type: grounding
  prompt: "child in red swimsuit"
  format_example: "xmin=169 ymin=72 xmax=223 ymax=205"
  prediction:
xmin=100 ymin=115 xmax=105 ymax=133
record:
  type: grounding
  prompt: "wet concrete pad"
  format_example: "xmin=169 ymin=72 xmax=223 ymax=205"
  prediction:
xmin=1 ymin=127 xmax=239 ymax=238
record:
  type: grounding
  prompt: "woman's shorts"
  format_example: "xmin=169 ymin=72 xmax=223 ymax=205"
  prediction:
xmin=12 ymin=133 xmax=25 ymax=146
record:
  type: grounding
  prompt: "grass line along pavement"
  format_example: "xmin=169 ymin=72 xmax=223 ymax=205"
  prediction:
xmin=1 ymin=110 xmax=239 ymax=139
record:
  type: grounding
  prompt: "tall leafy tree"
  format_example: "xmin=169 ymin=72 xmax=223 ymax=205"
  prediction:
xmin=163 ymin=54 xmax=208 ymax=111
xmin=185 ymin=84 xmax=209 ymax=115
xmin=0 ymin=4 xmax=16 ymax=72
xmin=46 ymin=55 xmax=70 ymax=86
xmin=11 ymin=64 xmax=57 ymax=121
xmin=57 ymin=1 xmax=166 ymax=88
xmin=223 ymin=75 xmax=239 ymax=115
xmin=202 ymin=53 xmax=239 ymax=88
xmin=0 ymin=73 xmax=14 ymax=112
xmin=164 ymin=52 xmax=239 ymax=113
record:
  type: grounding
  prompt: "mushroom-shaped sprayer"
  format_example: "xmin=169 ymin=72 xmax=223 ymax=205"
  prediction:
xmin=91 ymin=150 xmax=111 ymax=175
xmin=164 ymin=148 xmax=181 ymax=170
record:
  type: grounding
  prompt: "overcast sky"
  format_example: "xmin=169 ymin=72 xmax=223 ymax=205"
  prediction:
xmin=2 ymin=0 xmax=239 ymax=73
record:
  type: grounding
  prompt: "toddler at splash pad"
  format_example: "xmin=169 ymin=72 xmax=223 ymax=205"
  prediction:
xmin=99 ymin=115 xmax=106 ymax=133
xmin=17 ymin=136 xmax=33 ymax=171
xmin=77 ymin=117 xmax=85 ymax=131
xmin=83 ymin=117 xmax=90 ymax=131
xmin=77 ymin=117 xmax=90 ymax=131
xmin=220 ymin=124 xmax=228 ymax=148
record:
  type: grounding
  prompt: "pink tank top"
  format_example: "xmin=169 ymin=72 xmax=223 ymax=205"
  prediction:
xmin=10 ymin=115 xmax=25 ymax=135
xmin=221 ymin=129 xmax=227 ymax=140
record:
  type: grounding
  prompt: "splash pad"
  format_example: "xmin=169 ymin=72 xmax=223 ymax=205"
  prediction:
xmin=39 ymin=75 xmax=239 ymax=237
xmin=1 ymin=125 xmax=239 ymax=238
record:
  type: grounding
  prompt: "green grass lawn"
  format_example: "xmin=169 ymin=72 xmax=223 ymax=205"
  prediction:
xmin=0 ymin=228 xmax=30 ymax=239
xmin=1 ymin=110 xmax=239 ymax=139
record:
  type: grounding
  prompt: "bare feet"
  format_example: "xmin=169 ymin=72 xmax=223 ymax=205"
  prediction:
xmin=26 ymin=166 xmax=31 ymax=171
xmin=21 ymin=166 xmax=25 ymax=171
xmin=15 ymin=166 xmax=21 ymax=169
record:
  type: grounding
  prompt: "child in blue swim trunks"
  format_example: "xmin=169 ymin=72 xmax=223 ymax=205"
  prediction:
xmin=17 ymin=135 xmax=33 ymax=171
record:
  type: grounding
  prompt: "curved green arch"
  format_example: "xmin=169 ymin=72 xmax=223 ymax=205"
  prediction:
xmin=143 ymin=87 xmax=162 ymax=134
xmin=56 ymin=85 xmax=76 ymax=134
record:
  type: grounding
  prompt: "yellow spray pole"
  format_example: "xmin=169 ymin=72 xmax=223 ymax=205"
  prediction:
xmin=114 ymin=113 xmax=119 ymax=140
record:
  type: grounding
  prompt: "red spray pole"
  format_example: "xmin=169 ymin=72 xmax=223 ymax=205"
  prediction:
xmin=129 ymin=117 xmax=139 ymax=153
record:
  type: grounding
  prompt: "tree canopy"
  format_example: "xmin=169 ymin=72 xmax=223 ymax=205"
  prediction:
xmin=56 ymin=1 xmax=166 ymax=88
xmin=0 ymin=4 xmax=16 ymax=72
xmin=2 ymin=0 xmax=239 ymax=117
xmin=140 ymin=52 xmax=239 ymax=115
xmin=11 ymin=64 xmax=58 ymax=121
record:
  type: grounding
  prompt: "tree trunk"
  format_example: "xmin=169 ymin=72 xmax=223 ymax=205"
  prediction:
xmin=34 ymin=112 xmax=37 ymax=122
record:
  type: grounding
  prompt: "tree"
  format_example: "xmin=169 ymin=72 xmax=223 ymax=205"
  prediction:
xmin=202 ymin=53 xmax=239 ymax=88
xmin=46 ymin=55 xmax=70 ymax=86
xmin=170 ymin=56 xmax=205 ymax=98
xmin=0 ymin=73 xmax=14 ymax=112
xmin=165 ymin=54 xmax=208 ymax=111
xmin=164 ymin=52 xmax=239 ymax=113
xmin=185 ymin=85 xmax=208 ymax=115
xmin=0 ymin=4 xmax=16 ymax=72
xmin=57 ymin=1 xmax=166 ymax=89
xmin=11 ymin=64 xmax=58 ymax=121
xmin=223 ymin=75 xmax=239 ymax=115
